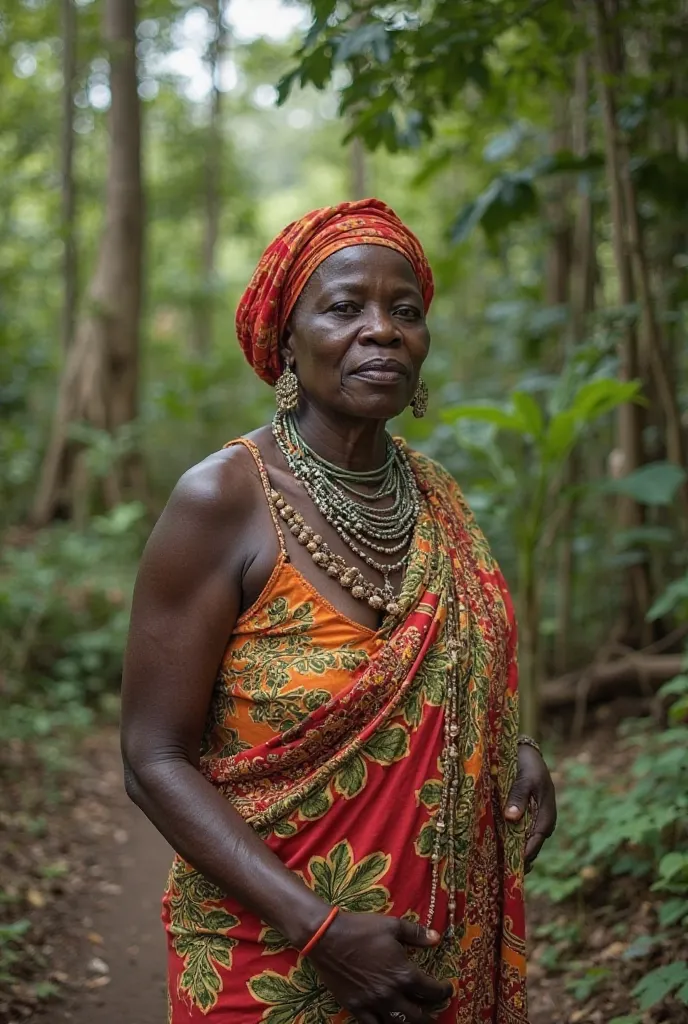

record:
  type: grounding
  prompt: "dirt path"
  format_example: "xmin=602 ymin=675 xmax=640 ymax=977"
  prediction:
xmin=41 ymin=733 xmax=171 ymax=1024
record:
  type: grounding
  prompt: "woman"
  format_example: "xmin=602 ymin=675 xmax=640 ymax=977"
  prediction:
xmin=121 ymin=199 xmax=556 ymax=1024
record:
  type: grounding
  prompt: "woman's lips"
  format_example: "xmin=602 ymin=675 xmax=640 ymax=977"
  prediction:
xmin=351 ymin=362 xmax=408 ymax=383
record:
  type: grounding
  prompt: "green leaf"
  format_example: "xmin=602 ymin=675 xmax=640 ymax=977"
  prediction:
xmin=442 ymin=402 xmax=525 ymax=433
xmin=248 ymin=970 xmax=299 ymax=1005
xmin=363 ymin=725 xmax=409 ymax=764
xmin=333 ymin=753 xmax=367 ymax=798
xmin=571 ymin=378 xmax=642 ymax=421
xmin=608 ymin=462 xmax=687 ymax=507
xmin=417 ymin=779 xmax=442 ymax=809
xmin=512 ymin=391 xmax=543 ymax=438
xmin=632 ymin=960 xmax=688 ymax=1010
xmin=657 ymin=852 xmax=688 ymax=882
xmin=655 ymin=669 xmax=688 ymax=696
xmin=542 ymin=411 xmax=577 ymax=462
xmin=648 ymin=575 xmax=688 ymax=621
xmin=657 ymin=898 xmax=688 ymax=927
xmin=299 ymin=788 xmax=332 ymax=820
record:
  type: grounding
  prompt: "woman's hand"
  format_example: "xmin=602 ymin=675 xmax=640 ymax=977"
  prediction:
xmin=309 ymin=912 xmax=453 ymax=1024
xmin=504 ymin=743 xmax=557 ymax=871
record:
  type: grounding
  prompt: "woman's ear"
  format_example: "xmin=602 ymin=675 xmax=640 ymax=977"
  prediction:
xmin=280 ymin=326 xmax=295 ymax=369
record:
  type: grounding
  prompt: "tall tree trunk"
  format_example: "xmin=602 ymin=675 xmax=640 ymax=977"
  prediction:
xmin=555 ymin=53 xmax=596 ymax=675
xmin=32 ymin=0 xmax=144 ymax=526
xmin=544 ymin=94 xmax=572 ymax=319
xmin=61 ymin=0 xmax=77 ymax=353
xmin=193 ymin=0 xmax=227 ymax=355
xmin=592 ymin=0 xmax=652 ymax=643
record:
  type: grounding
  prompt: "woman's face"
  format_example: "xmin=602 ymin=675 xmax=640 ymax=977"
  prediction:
xmin=282 ymin=244 xmax=430 ymax=421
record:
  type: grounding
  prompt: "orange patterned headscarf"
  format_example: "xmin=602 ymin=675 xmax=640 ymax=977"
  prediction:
xmin=235 ymin=198 xmax=434 ymax=385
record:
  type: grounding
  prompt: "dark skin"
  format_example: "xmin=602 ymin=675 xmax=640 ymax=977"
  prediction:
xmin=121 ymin=245 xmax=556 ymax=1024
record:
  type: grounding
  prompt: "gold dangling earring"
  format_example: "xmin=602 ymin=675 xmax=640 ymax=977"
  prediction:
xmin=411 ymin=377 xmax=428 ymax=418
xmin=274 ymin=364 xmax=300 ymax=413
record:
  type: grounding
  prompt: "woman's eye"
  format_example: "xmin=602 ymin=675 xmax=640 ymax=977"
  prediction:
xmin=395 ymin=306 xmax=421 ymax=319
xmin=331 ymin=302 xmax=360 ymax=315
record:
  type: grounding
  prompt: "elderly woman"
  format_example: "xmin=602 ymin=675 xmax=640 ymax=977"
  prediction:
xmin=121 ymin=199 xmax=556 ymax=1024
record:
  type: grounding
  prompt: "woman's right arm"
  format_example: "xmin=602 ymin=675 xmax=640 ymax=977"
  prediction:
xmin=120 ymin=450 xmax=451 ymax=1024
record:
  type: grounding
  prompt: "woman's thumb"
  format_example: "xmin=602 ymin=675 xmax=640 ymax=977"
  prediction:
xmin=396 ymin=919 xmax=441 ymax=947
xmin=504 ymin=773 xmax=530 ymax=822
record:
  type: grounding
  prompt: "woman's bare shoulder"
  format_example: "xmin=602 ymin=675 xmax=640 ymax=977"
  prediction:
xmin=168 ymin=435 xmax=268 ymax=525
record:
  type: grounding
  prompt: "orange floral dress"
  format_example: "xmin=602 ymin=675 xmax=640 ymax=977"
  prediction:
xmin=162 ymin=439 xmax=528 ymax=1023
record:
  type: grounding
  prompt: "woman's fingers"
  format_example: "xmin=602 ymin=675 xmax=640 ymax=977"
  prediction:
xmin=396 ymin=918 xmax=441 ymax=947
xmin=404 ymin=965 xmax=453 ymax=1006
xmin=387 ymin=994 xmax=436 ymax=1023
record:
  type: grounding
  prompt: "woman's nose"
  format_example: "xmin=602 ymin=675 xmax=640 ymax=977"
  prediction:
xmin=359 ymin=307 xmax=401 ymax=345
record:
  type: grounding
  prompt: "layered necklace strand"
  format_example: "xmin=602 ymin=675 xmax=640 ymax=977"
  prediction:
xmin=272 ymin=411 xmax=421 ymax=608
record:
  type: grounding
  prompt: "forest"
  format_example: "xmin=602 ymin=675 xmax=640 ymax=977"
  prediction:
xmin=1 ymin=0 xmax=687 ymax=1021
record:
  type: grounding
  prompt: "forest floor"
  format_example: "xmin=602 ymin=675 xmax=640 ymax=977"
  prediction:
xmin=0 ymin=725 xmax=678 ymax=1024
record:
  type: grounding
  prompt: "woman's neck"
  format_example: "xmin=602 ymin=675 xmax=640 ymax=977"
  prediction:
xmin=292 ymin=404 xmax=389 ymax=472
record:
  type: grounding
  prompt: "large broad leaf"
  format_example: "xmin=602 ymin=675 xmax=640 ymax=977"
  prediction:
xmin=608 ymin=462 xmax=687 ymax=507
xmin=570 ymin=378 xmax=642 ymax=422
xmin=512 ymin=391 xmax=543 ymax=438
xmin=542 ymin=411 xmax=577 ymax=463
xmin=632 ymin=961 xmax=688 ymax=1011
xmin=441 ymin=402 xmax=526 ymax=434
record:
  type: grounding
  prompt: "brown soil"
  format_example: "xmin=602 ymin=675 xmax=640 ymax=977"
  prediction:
xmin=1 ymin=729 xmax=169 ymax=1024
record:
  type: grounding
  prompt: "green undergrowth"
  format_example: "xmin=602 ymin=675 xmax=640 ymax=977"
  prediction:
xmin=530 ymin=673 xmax=688 ymax=1022
xmin=0 ymin=502 xmax=146 ymax=752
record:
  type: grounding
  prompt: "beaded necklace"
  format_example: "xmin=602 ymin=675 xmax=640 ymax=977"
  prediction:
xmin=272 ymin=411 xmax=421 ymax=604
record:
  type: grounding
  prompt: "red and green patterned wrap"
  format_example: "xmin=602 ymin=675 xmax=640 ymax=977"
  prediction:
xmin=163 ymin=443 xmax=528 ymax=1023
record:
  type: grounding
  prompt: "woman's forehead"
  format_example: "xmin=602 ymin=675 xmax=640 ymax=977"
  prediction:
xmin=312 ymin=244 xmax=420 ymax=290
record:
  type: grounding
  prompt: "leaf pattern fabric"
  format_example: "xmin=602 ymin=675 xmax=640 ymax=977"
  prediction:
xmin=163 ymin=438 xmax=528 ymax=1022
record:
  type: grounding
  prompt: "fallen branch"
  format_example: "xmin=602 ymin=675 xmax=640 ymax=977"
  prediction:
xmin=542 ymin=653 xmax=684 ymax=708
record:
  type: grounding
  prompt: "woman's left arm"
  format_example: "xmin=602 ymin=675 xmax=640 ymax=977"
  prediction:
xmin=504 ymin=744 xmax=557 ymax=871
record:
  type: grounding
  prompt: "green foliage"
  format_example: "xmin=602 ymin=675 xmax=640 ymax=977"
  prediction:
xmin=441 ymin=372 xmax=641 ymax=731
xmin=0 ymin=919 xmax=31 ymax=985
xmin=530 ymin=568 xmax=688 ymax=1016
xmin=605 ymin=462 xmax=688 ymax=507
xmin=0 ymin=505 xmax=146 ymax=742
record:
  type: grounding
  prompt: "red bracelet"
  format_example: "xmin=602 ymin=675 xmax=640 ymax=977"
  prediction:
xmin=300 ymin=906 xmax=340 ymax=958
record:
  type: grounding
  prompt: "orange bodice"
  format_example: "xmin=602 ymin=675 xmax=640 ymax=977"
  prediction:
xmin=201 ymin=554 xmax=381 ymax=761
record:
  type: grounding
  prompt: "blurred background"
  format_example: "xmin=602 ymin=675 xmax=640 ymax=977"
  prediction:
xmin=1 ymin=1 xmax=687 ymax=1022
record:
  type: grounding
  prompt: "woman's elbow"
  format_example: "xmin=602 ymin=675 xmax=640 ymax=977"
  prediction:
xmin=121 ymin=736 xmax=193 ymax=808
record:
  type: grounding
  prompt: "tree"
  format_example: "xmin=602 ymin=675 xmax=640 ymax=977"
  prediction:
xmin=32 ymin=0 xmax=144 ymax=525
xmin=61 ymin=0 xmax=77 ymax=354
xmin=193 ymin=0 xmax=228 ymax=355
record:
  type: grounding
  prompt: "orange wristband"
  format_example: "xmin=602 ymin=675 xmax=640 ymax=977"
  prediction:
xmin=300 ymin=906 xmax=339 ymax=958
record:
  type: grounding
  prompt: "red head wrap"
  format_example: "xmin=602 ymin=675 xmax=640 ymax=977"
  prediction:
xmin=235 ymin=198 xmax=434 ymax=385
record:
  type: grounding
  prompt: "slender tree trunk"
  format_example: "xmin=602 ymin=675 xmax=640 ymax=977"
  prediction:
xmin=32 ymin=0 xmax=144 ymax=526
xmin=61 ymin=0 xmax=77 ymax=353
xmin=555 ymin=53 xmax=596 ymax=675
xmin=193 ymin=0 xmax=227 ymax=355
xmin=544 ymin=94 xmax=572 ymax=320
xmin=593 ymin=0 xmax=652 ymax=643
